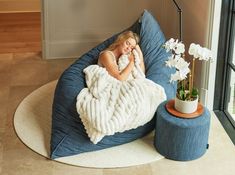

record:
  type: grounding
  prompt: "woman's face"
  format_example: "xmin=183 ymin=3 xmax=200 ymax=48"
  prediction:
xmin=119 ymin=37 xmax=137 ymax=54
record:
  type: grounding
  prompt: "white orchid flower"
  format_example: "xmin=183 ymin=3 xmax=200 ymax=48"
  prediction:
xmin=188 ymin=43 xmax=201 ymax=58
xmin=168 ymin=38 xmax=175 ymax=44
xmin=164 ymin=38 xmax=177 ymax=52
xmin=169 ymin=58 xmax=190 ymax=83
xmin=189 ymin=43 xmax=213 ymax=62
xmin=174 ymin=57 xmax=190 ymax=71
xmin=164 ymin=38 xmax=213 ymax=87
xmin=198 ymin=47 xmax=214 ymax=61
xmin=198 ymin=48 xmax=207 ymax=60
xmin=166 ymin=53 xmax=190 ymax=83
xmin=188 ymin=43 xmax=196 ymax=55
xmin=174 ymin=42 xmax=185 ymax=55
xmin=170 ymin=68 xmax=188 ymax=82
xmin=170 ymin=71 xmax=182 ymax=82
xmin=179 ymin=66 xmax=190 ymax=79
xmin=165 ymin=54 xmax=182 ymax=67
xmin=165 ymin=55 xmax=175 ymax=68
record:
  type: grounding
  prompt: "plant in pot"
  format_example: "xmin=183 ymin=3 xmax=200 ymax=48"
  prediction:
xmin=164 ymin=38 xmax=213 ymax=113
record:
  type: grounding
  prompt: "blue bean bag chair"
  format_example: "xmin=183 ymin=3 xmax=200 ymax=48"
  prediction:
xmin=50 ymin=10 xmax=176 ymax=159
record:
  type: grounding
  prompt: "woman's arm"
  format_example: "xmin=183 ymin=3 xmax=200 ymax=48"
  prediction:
xmin=99 ymin=51 xmax=134 ymax=81
xmin=135 ymin=45 xmax=145 ymax=73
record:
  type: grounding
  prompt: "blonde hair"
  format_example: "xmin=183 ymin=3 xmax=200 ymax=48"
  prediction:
xmin=108 ymin=31 xmax=139 ymax=50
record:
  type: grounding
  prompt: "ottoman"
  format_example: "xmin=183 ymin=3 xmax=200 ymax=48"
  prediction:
xmin=154 ymin=101 xmax=210 ymax=161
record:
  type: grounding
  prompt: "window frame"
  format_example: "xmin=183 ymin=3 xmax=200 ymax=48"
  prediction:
xmin=214 ymin=0 xmax=235 ymax=144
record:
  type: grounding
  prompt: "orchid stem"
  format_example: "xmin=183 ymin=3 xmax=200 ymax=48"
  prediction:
xmin=189 ymin=72 xmax=192 ymax=98
xmin=191 ymin=58 xmax=196 ymax=98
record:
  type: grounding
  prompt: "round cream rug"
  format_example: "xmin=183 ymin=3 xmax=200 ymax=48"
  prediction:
xmin=13 ymin=81 xmax=163 ymax=168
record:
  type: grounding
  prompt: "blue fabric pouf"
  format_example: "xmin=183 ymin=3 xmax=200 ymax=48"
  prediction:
xmin=154 ymin=101 xmax=210 ymax=161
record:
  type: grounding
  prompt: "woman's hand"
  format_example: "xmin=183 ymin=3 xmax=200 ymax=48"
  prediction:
xmin=99 ymin=51 xmax=134 ymax=81
xmin=134 ymin=45 xmax=145 ymax=73
xmin=129 ymin=52 xmax=135 ymax=63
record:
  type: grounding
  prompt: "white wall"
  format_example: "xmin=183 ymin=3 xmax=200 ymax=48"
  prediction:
xmin=206 ymin=0 xmax=222 ymax=110
xmin=42 ymin=0 xmax=163 ymax=59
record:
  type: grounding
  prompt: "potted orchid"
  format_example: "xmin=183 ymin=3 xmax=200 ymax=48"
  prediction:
xmin=164 ymin=38 xmax=213 ymax=113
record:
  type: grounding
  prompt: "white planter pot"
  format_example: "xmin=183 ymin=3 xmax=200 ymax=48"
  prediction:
xmin=174 ymin=97 xmax=198 ymax=114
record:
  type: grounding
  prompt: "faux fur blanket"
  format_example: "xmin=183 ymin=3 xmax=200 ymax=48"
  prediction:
xmin=76 ymin=50 xmax=166 ymax=144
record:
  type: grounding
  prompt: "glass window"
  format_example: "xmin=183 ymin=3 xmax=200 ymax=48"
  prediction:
xmin=214 ymin=0 xmax=235 ymax=144
xmin=227 ymin=70 xmax=235 ymax=120
xmin=233 ymin=48 xmax=235 ymax=65
xmin=231 ymin=17 xmax=235 ymax=65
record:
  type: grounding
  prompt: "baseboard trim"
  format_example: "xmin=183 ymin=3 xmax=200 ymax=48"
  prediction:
xmin=42 ymin=40 xmax=102 ymax=59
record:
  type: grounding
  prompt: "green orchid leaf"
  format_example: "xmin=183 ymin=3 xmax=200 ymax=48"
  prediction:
xmin=191 ymin=88 xmax=198 ymax=97
xmin=179 ymin=89 xmax=185 ymax=100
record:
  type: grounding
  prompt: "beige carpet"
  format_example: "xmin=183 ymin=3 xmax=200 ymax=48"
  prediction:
xmin=13 ymin=80 xmax=164 ymax=168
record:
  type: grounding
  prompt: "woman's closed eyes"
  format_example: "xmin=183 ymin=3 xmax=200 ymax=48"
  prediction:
xmin=126 ymin=40 xmax=136 ymax=50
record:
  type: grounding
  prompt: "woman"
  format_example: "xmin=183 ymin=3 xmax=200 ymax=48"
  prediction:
xmin=98 ymin=31 xmax=145 ymax=81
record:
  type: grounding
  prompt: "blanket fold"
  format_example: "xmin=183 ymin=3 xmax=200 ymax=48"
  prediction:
xmin=76 ymin=51 xmax=166 ymax=143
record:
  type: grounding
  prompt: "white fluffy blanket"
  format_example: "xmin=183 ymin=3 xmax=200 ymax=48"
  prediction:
xmin=76 ymin=50 xmax=166 ymax=144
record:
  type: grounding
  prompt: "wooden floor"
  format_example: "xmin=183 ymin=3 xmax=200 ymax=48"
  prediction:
xmin=0 ymin=12 xmax=41 ymax=53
